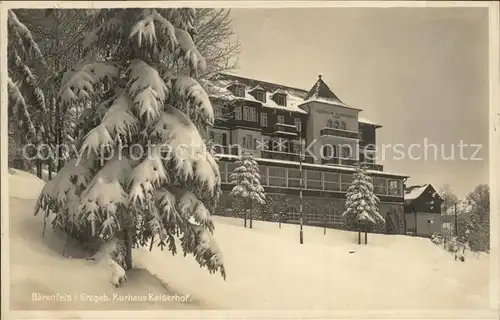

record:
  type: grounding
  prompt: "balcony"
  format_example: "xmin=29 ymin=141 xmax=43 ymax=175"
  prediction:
xmin=219 ymin=161 xmax=403 ymax=197
xmin=321 ymin=157 xmax=358 ymax=167
xmin=273 ymin=123 xmax=299 ymax=137
xmin=261 ymin=150 xmax=314 ymax=163
xmin=211 ymin=145 xmax=240 ymax=156
xmin=362 ymin=162 xmax=384 ymax=171
xmin=359 ymin=141 xmax=376 ymax=150
xmin=320 ymin=127 xmax=358 ymax=139
xmin=321 ymin=158 xmax=384 ymax=171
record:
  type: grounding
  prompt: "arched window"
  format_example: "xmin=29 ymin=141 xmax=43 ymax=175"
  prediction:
xmin=326 ymin=119 xmax=334 ymax=128
xmin=334 ymin=120 xmax=341 ymax=129
xmin=341 ymin=146 xmax=351 ymax=158
xmin=322 ymin=144 xmax=335 ymax=158
xmin=340 ymin=121 xmax=347 ymax=130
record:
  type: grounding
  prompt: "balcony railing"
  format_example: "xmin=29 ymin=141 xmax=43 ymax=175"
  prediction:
xmin=321 ymin=157 xmax=358 ymax=166
xmin=320 ymin=158 xmax=383 ymax=171
xmin=219 ymin=161 xmax=403 ymax=197
xmin=261 ymin=150 xmax=314 ymax=163
xmin=359 ymin=141 xmax=376 ymax=150
xmin=273 ymin=123 xmax=298 ymax=136
xmin=211 ymin=145 xmax=240 ymax=156
xmin=320 ymin=127 xmax=358 ymax=139
xmin=362 ymin=163 xmax=383 ymax=171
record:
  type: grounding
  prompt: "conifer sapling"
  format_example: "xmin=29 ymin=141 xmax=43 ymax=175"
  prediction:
xmin=342 ymin=165 xmax=384 ymax=244
xmin=229 ymin=152 xmax=266 ymax=228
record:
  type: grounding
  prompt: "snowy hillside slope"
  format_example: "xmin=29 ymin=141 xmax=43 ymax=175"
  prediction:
xmin=8 ymin=170 xmax=492 ymax=312
xmin=8 ymin=170 xmax=212 ymax=312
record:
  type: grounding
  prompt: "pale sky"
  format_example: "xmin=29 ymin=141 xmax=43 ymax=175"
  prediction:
xmin=229 ymin=7 xmax=489 ymax=199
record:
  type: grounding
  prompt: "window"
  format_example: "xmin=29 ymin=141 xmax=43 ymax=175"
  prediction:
xmin=373 ymin=178 xmax=387 ymax=195
xmin=210 ymin=132 xmax=226 ymax=145
xmin=341 ymin=146 xmax=351 ymax=158
xmin=275 ymin=94 xmax=287 ymax=106
xmin=327 ymin=119 xmax=334 ymax=128
xmin=324 ymin=173 xmax=340 ymax=191
xmin=294 ymin=118 xmax=302 ymax=132
xmin=259 ymin=166 xmax=268 ymax=185
xmin=341 ymin=174 xmax=353 ymax=191
xmin=358 ymin=130 xmax=364 ymax=141
xmin=242 ymin=135 xmax=255 ymax=150
xmin=242 ymin=106 xmax=256 ymax=122
xmin=277 ymin=115 xmax=284 ymax=124
xmin=268 ymin=166 xmax=286 ymax=187
xmin=306 ymin=170 xmax=322 ymax=190
xmin=243 ymin=106 xmax=249 ymax=121
xmin=261 ymin=113 xmax=268 ymax=127
xmin=322 ymin=144 xmax=335 ymax=158
xmin=219 ymin=162 xmax=227 ymax=183
xmin=255 ymin=90 xmax=266 ymax=102
xmin=249 ymin=107 xmax=256 ymax=122
xmin=260 ymin=137 xmax=270 ymax=150
xmin=287 ymin=168 xmax=302 ymax=188
xmin=234 ymin=106 xmax=242 ymax=120
xmin=227 ymin=162 xmax=238 ymax=175
xmin=333 ymin=120 xmax=341 ymax=129
xmin=214 ymin=105 xmax=223 ymax=118
xmin=388 ymin=180 xmax=401 ymax=196
xmin=293 ymin=141 xmax=304 ymax=154
xmin=272 ymin=138 xmax=288 ymax=152
xmin=234 ymin=85 xmax=245 ymax=97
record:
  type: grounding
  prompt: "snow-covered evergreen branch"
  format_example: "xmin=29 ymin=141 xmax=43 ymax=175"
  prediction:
xmin=34 ymin=8 xmax=225 ymax=286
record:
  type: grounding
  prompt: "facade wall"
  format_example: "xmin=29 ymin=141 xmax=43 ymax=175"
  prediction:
xmin=302 ymin=101 xmax=361 ymax=164
xmin=215 ymin=190 xmax=405 ymax=234
xmin=405 ymin=212 xmax=442 ymax=237
xmin=218 ymin=160 xmax=405 ymax=198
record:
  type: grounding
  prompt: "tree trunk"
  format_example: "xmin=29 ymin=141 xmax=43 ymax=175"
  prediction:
xmin=414 ymin=210 xmax=418 ymax=236
xmin=358 ymin=223 xmax=361 ymax=245
xmin=57 ymin=104 xmax=64 ymax=172
xmin=249 ymin=202 xmax=253 ymax=229
xmin=123 ymin=229 xmax=133 ymax=270
xmin=36 ymin=159 xmax=42 ymax=178
xmin=364 ymin=220 xmax=368 ymax=245
xmin=243 ymin=201 xmax=247 ymax=228
xmin=323 ymin=211 xmax=327 ymax=235
xmin=48 ymin=160 xmax=53 ymax=180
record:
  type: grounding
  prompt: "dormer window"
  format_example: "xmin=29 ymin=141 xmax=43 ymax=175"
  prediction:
xmin=234 ymin=85 xmax=245 ymax=98
xmin=255 ymin=90 xmax=266 ymax=102
xmin=271 ymin=89 xmax=287 ymax=106
xmin=275 ymin=94 xmax=286 ymax=106
xmin=248 ymin=85 xmax=267 ymax=103
xmin=227 ymin=81 xmax=246 ymax=98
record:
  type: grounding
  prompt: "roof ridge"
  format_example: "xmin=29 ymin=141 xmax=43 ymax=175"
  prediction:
xmin=217 ymin=72 xmax=309 ymax=94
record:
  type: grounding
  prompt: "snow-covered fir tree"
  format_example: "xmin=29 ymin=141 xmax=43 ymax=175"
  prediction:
xmin=7 ymin=10 xmax=49 ymax=173
xmin=33 ymin=8 xmax=226 ymax=286
xmin=229 ymin=152 xmax=266 ymax=228
xmin=342 ymin=165 xmax=384 ymax=243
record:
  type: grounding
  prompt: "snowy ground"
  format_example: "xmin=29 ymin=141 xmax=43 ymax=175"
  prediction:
xmin=6 ymin=170 xmax=495 ymax=316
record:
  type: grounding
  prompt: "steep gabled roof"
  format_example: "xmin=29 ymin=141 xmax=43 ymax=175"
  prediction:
xmin=305 ymin=75 xmax=343 ymax=103
xmin=405 ymin=184 xmax=430 ymax=201
xmin=248 ymin=84 xmax=265 ymax=92
xmin=404 ymin=184 xmax=443 ymax=205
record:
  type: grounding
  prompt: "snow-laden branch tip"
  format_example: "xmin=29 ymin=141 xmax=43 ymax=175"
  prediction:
xmin=127 ymin=59 xmax=169 ymax=125
xmin=59 ymin=63 xmax=119 ymax=106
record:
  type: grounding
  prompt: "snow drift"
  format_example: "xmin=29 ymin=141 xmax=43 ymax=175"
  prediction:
xmin=8 ymin=170 xmax=492 ymax=313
